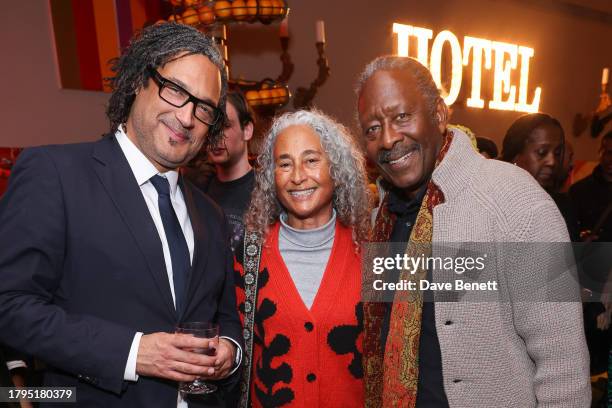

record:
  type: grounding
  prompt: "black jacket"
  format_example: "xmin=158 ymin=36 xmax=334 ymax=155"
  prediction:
xmin=0 ymin=135 xmax=243 ymax=407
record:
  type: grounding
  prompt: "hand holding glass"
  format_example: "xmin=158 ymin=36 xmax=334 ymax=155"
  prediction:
xmin=176 ymin=322 xmax=219 ymax=394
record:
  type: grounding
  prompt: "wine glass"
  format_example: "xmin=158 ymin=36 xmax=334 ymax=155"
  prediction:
xmin=176 ymin=321 xmax=219 ymax=394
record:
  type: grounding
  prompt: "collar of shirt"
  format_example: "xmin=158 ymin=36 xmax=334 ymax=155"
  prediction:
xmin=115 ymin=125 xmax=180 ymax=196
xmin=279 ymin=209 xmax=337 ymax=248
xmin=387 ymin=182 xmax=428 ymax=217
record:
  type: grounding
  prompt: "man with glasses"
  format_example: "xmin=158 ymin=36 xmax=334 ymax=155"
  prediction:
xmin=0 ymin=23 xmax=242 ymax=407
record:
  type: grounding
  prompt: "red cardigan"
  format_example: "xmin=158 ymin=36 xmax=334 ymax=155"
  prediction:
xmin=235 ymin=221 xmax=364 ymax=408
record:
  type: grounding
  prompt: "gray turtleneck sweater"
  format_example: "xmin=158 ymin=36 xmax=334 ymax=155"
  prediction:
xmin=278 ymin=211 xmax=336 ymax=309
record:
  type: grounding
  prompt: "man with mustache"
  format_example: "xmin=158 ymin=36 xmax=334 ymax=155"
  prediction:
xmin=203 ymin=91 xmax=256 ymax=252
xmin=357 ymin=56 xmax=590 ymax=407
xmin=0 ymin=23 xmax=242 ymax=407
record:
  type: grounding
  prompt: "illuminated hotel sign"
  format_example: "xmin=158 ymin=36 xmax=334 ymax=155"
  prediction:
xmin=393 ymin=23 xmax=541 ymax=113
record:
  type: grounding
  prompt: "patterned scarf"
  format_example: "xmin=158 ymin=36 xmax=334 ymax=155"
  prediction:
xmin=363 ymin=131 xmax=453 ymax=408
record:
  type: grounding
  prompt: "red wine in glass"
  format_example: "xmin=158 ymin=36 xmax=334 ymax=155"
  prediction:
xmin=176 ymin=322 xmax=219 ymax=394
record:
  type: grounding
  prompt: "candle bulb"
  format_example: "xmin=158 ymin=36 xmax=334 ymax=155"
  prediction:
xmin=315 ymin=20 xmax=326 ymax=44
xmin=280 ymin=16 xmax=289 ymax=38
xmin=603 ymin=67 xmax=609 ymax=85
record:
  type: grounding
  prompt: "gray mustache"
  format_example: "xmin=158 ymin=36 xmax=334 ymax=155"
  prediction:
xmin=378 ymin=145 xmax=418 ymax=164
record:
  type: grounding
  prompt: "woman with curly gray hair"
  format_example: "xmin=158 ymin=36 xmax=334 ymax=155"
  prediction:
xmin=234 ymin=109 xmax=370 ymax=408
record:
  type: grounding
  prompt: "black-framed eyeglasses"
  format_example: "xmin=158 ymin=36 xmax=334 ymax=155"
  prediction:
xmin=147 ymin=68 xmax=222 ymax=126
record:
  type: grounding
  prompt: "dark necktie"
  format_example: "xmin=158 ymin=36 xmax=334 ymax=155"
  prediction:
xmin=149 ymin=175 xmax=190 ymax=315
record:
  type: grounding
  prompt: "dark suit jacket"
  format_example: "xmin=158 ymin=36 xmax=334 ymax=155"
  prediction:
xmin=0 ymin=135 xmax=243 ymax=407
xmin=0 ymin=345 xmax=12 ymax=390
xmin=0 ymin=344 xmax=31 ymax=408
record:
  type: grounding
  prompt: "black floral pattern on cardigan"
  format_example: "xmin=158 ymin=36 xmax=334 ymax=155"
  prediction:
xmin=327 ymin=302 xmax=364 ymax=379
xmin=236 ymin=261 xmax=295 ymax=407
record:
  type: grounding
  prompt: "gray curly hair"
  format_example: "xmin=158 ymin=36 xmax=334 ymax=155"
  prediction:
xmin=245 ymin=109 xmax=371 ymax=244
xmin=354 ymin=55 xmax=441 ymax=118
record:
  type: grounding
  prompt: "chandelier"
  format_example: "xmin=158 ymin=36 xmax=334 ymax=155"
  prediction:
xmin=161 ymin=0 xmax=330 ymax=113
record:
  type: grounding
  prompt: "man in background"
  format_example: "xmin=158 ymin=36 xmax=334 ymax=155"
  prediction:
xmin=203 ymin=91 xmax=256 ymax=251
xmin=475 ymin=136 xmax=498 ymax=159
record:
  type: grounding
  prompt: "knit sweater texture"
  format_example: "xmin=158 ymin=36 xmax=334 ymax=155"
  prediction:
xmin=278 ymin=210 xmax=336 ymax=309
xmin=373 ymin=129 xmax=590 ymax=407
xmin=235 ymin=220 xmax=363 ymax=408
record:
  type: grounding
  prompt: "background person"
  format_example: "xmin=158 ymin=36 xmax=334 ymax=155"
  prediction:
xmin=475 ymin=136 xmax=498 ymax=159
xmin=501 ymin=113 xmax=579 ymax=241
xmin=570 ymin=131 xmax=612 ymax=392
xmin=202 ymin=91 xmax=256 ymax=252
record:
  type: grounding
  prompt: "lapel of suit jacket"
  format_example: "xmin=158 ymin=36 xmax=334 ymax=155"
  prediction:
xmin=180 ymin=176 xmax=211 ymax=319
xmin=91 ymin=135 xmax=177 ymax=320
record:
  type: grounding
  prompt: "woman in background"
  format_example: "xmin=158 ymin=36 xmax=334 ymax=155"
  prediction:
xmin=501 ymin=113 xmax=579 ymax=240
xmin=503 ymin=113 xmax=610 ymax=406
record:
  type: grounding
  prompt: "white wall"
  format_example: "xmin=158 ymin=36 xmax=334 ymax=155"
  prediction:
xmin=0 ymin=1 xmax=109 ymax=147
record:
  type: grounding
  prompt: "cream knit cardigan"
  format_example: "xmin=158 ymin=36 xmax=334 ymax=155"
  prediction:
xmin=372 ymin=129 xmax=590 ymax=407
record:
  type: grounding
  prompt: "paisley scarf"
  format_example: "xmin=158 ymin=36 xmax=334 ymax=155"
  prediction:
xmin=363 ymin=131 xmax=453 ymax=408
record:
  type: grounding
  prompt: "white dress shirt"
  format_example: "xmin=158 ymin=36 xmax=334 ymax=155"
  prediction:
xmin=115 ymin=127 xmax=240 ymax=405
xmin=5 ymin=360 xmax=26 ymax=371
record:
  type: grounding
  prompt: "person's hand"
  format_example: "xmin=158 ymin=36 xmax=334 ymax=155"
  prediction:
xmin=579 ymin=230 xmax=599 ymax=242
xmin=19 ymin=399 xmax=34 ymax=408
xmin=10 ymin=371 xmax=34 ymax=408
xmin=597 ymin=290 xmax=612 ymax=331
xmin=600 ymin=269 xmax=612 ymax=310
xmin=136 ymin=332 xmax=217 ymax=382
xmin=596 ymin=310 xmax=611 ymax=330
xmin=17 ymin=397 xmax=33 ymax=408
xmin=206 ymin=338 xmax=236 ymax=380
